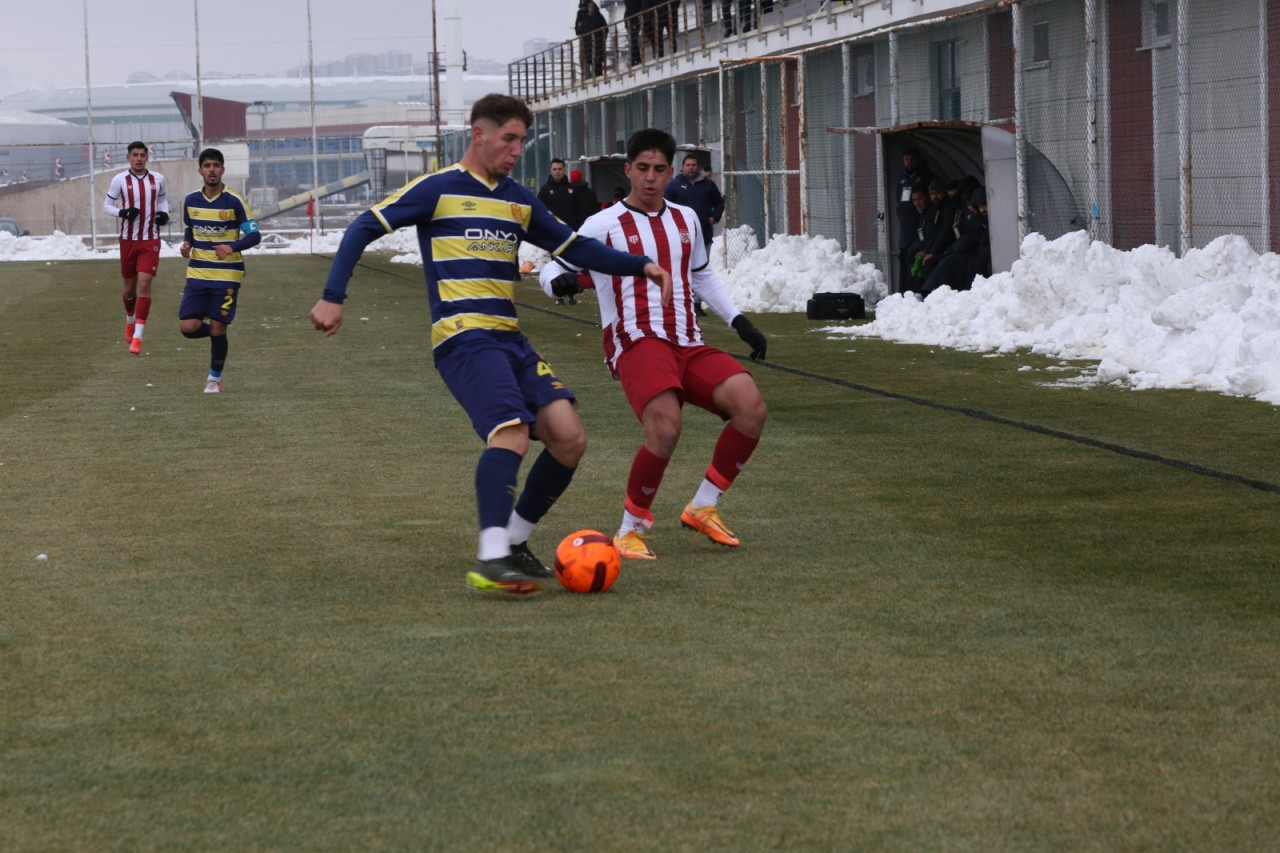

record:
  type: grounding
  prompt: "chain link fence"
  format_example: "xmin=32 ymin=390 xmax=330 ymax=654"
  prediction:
xmin=519 ymin=0 xmax=1275 ymax=289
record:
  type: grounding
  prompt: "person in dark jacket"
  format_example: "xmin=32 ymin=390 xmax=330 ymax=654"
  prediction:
xmin=568 ymin=168 xmax=599 ymax=230
xmin=895 ymin=148 xmax=934 ymax=212
xmin=537 ymin=159 xmax=575 ymax=226
xmin=920 ymin=188 xmax=989 ymax=296
xmin=665 ymin=152 xmax=724 ymax=316
xmin=575 ymin=0 xmax=608 ymax=78
xmin=625 ymin=0 xmax=645 ymax=64
xmin=916 ymin=179 xmax=957 ymax=283
xmin=664 ymin=153 xmax=724 ymax=250
xmin=898 ymin=185 xmax=929 ymax=294
xmin=646 ymin=0 xmax=675 ymax=58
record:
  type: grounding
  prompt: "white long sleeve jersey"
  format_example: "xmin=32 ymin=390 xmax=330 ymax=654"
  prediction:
xmin=539 ymin=200 xmax=742 ymax=373
xmin=104 ymin=169 xmax=169 ymax=241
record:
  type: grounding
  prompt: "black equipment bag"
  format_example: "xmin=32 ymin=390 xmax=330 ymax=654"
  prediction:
xmin=806 ymin=292 xmax=865 ymax=320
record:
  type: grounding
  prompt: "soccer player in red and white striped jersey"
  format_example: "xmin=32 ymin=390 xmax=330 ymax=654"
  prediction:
xmin=540 ymin=128 xmax=770 ymax=561
xmin=104 ymin=141 xmax=170 ymax=355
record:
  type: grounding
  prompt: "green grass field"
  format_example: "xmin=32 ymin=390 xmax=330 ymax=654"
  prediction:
xmin=3 ymin=254 xmax=1279 ymax=849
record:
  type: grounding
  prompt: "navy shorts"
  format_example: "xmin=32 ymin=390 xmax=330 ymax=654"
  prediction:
xmin=179 ymin=282 xmax=240 ymax=324
xmin=436 ymin=333 xmax=575 ymax=442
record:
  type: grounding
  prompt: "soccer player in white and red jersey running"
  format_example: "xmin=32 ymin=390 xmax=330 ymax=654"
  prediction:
xmin=539 ymin=127 xmax=770 ymax=561
xmin=104 ymin=141 xmax=169 ymax=355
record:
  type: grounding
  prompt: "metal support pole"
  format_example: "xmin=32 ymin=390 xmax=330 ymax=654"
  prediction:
xmin=842 ymin=43 xmax=853 ymax=252
xmin=1177 ymin=0 xmax=1191 ymax=254
xmin=1014 ymin=1 xmax=1029 ymax=243
xmin=1085 ymin=0 xmax=1099 ymax=241
xmin=1260 ymin=0 xmax=1270 ymax=252
xmin=720 ymin=63 xmax=731 ymax=268
xmin=889 ymin=31 xmax=899 ymax=129
xmin=797 ymin=55 xmax=807 ymax=236
xmin=82 ymin=0 xmax=98 ymax=250
xmin=761 ymin=62 xmax=770 ymax=240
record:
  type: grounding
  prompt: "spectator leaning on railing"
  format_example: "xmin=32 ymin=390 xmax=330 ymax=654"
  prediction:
xmin=575 ymin=0 xmax=607 ymax=78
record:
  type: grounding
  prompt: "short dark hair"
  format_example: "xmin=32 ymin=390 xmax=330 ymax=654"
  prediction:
xmin=626 ymin=128 xmax=677 ymax=165
xmin=551 ymin=158 xmax=566 ymax=167
xmin=682 ymin=153 xmax=700 ymax=166
xmin=470 ymin=93 xmax=533 ymax=129
xmin=127 ymin=141 xmax=148 ymax=154
xmin=198 ymin=147 xmax=224 ymax=165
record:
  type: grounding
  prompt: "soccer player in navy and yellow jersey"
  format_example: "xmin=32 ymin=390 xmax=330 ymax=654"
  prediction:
xmin=312 ymin=93 xmax=673 ymax=597
xmin=179 ymin=147 xmax=261 ymax=394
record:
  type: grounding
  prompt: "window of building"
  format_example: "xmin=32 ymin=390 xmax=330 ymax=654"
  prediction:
xmin=934 ymin=40 xmax=961 ymax=120
xmin=1154 ymin=1 xmax=1171 ymax=38
xmin=1145 ymin=0 xmax=1172 ymax=49
xmin=856 ymin=53 xmax=875 ymax=96
xmin=1030 ymin=21 xmax=1050 ymax=66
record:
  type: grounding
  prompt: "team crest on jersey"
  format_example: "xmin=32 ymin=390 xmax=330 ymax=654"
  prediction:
xmin=219 ymin=210 xmax=233 ymax=220
xmin=680 ymin=231 xmax=691 ymax=244
xmin=510 ymin=203 xmax=523 ymax=222
xmin=628 ymin=234 xmax=640 ymax=244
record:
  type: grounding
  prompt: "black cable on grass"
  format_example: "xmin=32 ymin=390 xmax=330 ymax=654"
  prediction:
xmin=314 ymin=258 xmax=1280 ymax=497
xmin=755 ymin=359 xmax=1280 ymax=497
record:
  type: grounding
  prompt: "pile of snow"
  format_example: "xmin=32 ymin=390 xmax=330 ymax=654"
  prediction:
xmin=711 ymin=226 xmax=887 ymax=313
xmin=830 ymin=231 xmax=1280 ymax=405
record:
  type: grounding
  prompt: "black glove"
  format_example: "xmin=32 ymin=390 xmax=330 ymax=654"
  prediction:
xmin=154 ymin=211 xmax=169 ymax=226
xmin=731 ymin=314 xmax=767 ymax=361
xmin=550 ymin=272 xmax=584 ymax=298
xmin=119 ymin=207 xmax=140 ymax=221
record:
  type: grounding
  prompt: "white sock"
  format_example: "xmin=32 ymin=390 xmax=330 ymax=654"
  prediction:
xmin=506 ymin=510 xmax=535 ymax=546
xmin=691 ymin=477 xmax=723 ymax=509
xmin=478 ymin=526 xmax=510 ymax=561
xmin=133 ymin=321 xmax=145 ymax=341
xmin=617 ymin=509 xmax=651 ymax=538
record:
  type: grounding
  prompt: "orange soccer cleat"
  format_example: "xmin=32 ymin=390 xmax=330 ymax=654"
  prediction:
xmin=679 ymin=504 xmax=740 ymax=548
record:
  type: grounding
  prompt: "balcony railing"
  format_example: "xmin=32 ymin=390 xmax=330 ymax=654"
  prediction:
xmin=509 ymin=0 xmax=826 ymax=103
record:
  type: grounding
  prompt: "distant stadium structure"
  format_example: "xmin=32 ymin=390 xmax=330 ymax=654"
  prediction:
xmin=0 ymin=108 xmax=88 ymax=185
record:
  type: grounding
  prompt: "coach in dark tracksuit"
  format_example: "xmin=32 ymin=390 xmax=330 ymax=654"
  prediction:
xmin=537 ymin=159 xmax=575 ymax=226
xmin=664 ymin=154 xmax=724 ymax=250
xmin=921 ymin=188 xmax=990 ymax=295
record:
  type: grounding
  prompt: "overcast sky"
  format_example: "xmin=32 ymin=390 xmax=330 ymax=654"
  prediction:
xmin=2 ymin=0 xmax=563 ymax=94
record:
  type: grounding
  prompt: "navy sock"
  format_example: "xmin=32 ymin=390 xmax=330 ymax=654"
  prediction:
xmin=514 ymin=448 xmax=577 ymax=525
xmin=210 ymin=334 xmax=228 ymax=376
xmin=475 ymin=447 xmax=522 ymax=530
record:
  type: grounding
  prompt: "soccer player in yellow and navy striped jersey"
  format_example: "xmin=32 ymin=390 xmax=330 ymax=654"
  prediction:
xmin=179 ymin=147 xmax=261 ymax=394
xmin=313 ymin=93 xmax=672 ymax=596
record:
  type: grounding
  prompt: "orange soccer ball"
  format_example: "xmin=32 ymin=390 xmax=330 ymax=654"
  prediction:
xmin=554 ymin=530 xmax=621 ymax=593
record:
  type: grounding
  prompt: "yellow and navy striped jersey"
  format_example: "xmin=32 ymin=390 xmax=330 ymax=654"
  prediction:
xmin=322 ymin=163 xmax=650 ymax=358
xmin=181 ymin=187 xmax=261 ymax=286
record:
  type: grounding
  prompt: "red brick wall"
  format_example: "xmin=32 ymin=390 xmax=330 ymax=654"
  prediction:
xmin=1108 ymin=0 xmax=1155 ymax=249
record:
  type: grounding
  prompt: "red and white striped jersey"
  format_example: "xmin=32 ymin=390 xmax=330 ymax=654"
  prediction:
xmin=549 ymin=200 xmax=742 ymax=372
xmin=104 ymin=169 xmax=169 ymax=241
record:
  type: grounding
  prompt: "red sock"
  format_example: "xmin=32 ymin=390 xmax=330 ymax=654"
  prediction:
xmin=623 ymin=445 xmax=671 ymax=518
xmin=135 ymin=296 xmax=152 ymax=324
xmin=123 ymin=293 xmax=137 ymax=318
xmin=706 ymin=424 xmax=760 ymax=490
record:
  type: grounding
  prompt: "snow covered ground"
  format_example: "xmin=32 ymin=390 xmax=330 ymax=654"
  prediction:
xmin=4 ymin=223 xmax=1278 ymax=406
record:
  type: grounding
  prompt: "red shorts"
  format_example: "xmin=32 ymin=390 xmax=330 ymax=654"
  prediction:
xmin=119 ymin=239 xmax=160 ymax=279
xmin=616 ymin=337 xmax=747 ymax=419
